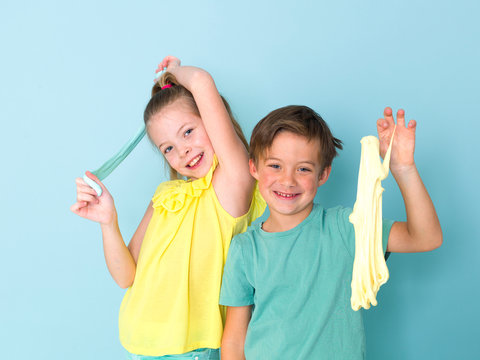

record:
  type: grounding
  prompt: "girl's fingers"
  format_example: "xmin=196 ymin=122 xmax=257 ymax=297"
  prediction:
xmin=75 ymin=177 xmax=87 ymax=186
xmin=85 ymin=171 xmax=107 ymax=192
xmin=70 ymin=201 xmax=87 ymax=213
xmin=76 ymin=180 xmax=98 ymax=196
xmin=408 ymin=119 xmax=417 ymax=129
xmin=77 ymin=192 xmax=99 ymax=204
xmin=77 ymin=186 xmax=98 ymax=196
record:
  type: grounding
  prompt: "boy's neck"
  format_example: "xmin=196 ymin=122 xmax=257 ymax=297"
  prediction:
xmin=262 ymin=203 xmax=315 ymax=233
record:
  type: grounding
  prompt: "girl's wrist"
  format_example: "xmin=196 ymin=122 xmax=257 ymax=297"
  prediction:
xmin=100 ymin=211 xmax=119 ymax=229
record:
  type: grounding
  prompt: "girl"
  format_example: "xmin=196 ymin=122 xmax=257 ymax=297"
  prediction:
xmin=71 ymin=56 xmax=265 ymax=359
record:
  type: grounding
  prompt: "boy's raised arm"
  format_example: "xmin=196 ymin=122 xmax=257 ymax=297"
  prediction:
xmin=377 ymin=107 xmax=442 ymax=253
xmin=221 ymin=306 xmax=252 ymax=360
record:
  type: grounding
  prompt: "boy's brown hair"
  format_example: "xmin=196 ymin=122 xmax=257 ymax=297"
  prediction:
xmin=250 ymin=105 xmax=343 ymax=171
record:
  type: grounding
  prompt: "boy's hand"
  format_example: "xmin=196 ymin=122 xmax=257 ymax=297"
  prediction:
xmin=377 ymin=107 xmax=417 ymax=174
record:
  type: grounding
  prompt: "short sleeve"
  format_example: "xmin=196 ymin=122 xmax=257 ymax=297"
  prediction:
xmin=336 ymin=207 xmax=356 ymax=258
xmin=219 ymin=235 xmax=254 ymax=306
xmin=382 ymin=218 xmax=395 ymax=254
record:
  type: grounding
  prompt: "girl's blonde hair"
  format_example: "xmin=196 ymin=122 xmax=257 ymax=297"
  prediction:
xmin=144 ymin=72 xmax=248 ymax=180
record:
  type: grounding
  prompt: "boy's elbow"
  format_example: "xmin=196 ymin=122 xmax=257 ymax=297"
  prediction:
xmin=432 ymin=230 xmax=443 ymax=250
xmin=424 ymin=228 xmax=443 ymax=251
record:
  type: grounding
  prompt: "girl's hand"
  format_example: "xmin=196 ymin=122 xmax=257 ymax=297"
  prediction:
xmin=70 ymin=171 xmax=117 ymax=225
xmin=156 ymin=55 xmax=181 ymax=74
xmin=377 ymin=107 xmax=417 ymax=174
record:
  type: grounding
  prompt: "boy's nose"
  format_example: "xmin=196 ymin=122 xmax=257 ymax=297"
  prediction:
xmin=279 ymin=170 xmax=296 ymax=186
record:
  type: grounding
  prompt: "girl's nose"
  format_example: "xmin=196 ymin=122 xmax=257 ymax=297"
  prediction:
xmin=181 ymin=145 xmax=191 ymax=157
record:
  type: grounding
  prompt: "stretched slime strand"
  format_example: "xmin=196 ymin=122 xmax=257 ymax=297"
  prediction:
xmin=349 ymin=127 xmax=395 ymax=311
xmin=83 ymin=125 xmax=146 ymax=196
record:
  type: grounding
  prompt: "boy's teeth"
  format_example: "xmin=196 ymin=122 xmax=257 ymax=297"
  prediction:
xmin=188 ymin=154 xmax=202 ymax=167
xmin=277 ymin=191 xmax=294 ymax=198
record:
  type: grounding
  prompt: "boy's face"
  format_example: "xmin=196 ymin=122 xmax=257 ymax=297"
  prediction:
xmin=250 ymin=131 xmax=331 ymax=229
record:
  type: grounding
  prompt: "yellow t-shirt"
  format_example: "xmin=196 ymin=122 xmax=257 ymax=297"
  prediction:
xmin=118 ymin=158 xmax=265 ymax=356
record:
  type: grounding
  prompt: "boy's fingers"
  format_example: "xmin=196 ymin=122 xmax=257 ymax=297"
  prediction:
xmin=408 ymin=119 xmax=417 ymax=129
xmin=383 ymin=107 xmax=395 ymax=126
xmin=377 ymin=118 xmax=388 ymax=129
xmin=397 ymin=109 xmax=406 ymax=127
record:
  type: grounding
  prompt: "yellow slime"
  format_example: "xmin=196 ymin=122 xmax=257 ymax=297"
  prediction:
xmin=349 ymin=129 xmax=395 ymax=311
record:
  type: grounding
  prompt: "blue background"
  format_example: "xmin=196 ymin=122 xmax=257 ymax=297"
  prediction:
xmin=1 ymin=0 xmax=479 ymax=359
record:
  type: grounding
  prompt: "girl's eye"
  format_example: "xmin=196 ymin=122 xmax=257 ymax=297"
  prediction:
xmin=164 ymin=146 xmax=173 ymax=154
xmin=268 ymin=164 xmax=280 ymax=169
xmin=184 ymin=129 xmax=193 ymax=136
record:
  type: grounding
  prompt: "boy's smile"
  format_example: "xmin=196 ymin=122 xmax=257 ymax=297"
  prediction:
xmin=249 ymin=131 xmax=330 ymax=232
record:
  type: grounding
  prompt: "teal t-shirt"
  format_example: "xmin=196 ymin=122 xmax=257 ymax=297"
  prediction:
xmin=219 ymin=204 xmax=394 ymax=360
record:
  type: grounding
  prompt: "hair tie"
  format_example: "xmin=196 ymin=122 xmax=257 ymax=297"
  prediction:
xmin=161 ymin=84 xmax=172 ymax=90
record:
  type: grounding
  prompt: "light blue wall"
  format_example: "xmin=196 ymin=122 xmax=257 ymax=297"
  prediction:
xmin=1 ymin=0 xmax=478 ymax=359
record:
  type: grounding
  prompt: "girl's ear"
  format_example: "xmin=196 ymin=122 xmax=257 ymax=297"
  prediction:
xmin=318 ymin=166 xmax=332 ymax=187
xmin=249 ymin=159 xmax=259 ymax=180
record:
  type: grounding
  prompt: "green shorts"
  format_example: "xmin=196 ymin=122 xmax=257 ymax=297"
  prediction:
xmin=125 ymin=348 xmax=220 ymax=360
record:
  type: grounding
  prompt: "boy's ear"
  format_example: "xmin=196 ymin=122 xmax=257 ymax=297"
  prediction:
xmin=249 ymin=159 xmax=259 ymax=180
xmin=318 ymin=166 xmax=332 ymax=187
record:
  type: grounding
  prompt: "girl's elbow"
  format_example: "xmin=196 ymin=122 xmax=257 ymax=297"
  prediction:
xmin=115 ymin=273 xmax=135 ymax=289
xmin=192 ymin=69 xmax=213 ymax=88
xmin=118 ymin=281 xmax=132 ymax=289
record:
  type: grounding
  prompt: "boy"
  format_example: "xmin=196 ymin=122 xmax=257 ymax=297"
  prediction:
xmin=219 ymin=105 xmax=442 ymax=359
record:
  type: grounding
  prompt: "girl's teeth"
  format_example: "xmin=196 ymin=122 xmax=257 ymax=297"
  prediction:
xmin=188 ymin=154 xmax=202 ymax=167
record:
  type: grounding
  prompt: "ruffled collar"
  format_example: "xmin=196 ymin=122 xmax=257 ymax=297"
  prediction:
xmin=152 ymin=155 xmax=218 ymax=212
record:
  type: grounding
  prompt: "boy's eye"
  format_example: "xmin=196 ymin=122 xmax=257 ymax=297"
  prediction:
xmin=184 ymin=128 xmax=193 ymax=136
xmin=268 ymin=164 xmax=280 ymax=169
xmin=164 ymin=146 xmax=173 ymax=154
xmin=299 ymin=167 xmax=312 ymax=172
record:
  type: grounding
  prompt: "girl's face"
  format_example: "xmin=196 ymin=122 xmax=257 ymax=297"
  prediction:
xmin=148 ymin=99 xmax=214 ymax=180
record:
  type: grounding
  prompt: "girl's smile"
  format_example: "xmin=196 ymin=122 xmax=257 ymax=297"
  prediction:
xmin=186 ymin=152 xmax=204 ymax=169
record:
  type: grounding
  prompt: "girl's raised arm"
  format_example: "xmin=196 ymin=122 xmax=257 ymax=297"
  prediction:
xmin=159 ymin=56 xmax=255 ymax=217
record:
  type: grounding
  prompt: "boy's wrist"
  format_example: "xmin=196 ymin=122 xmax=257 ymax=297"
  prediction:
xmin=391 ymin=163 xmax=418 ymax=181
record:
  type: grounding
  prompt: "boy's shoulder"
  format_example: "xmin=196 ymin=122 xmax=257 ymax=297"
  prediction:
xmin=231 ymin=204 xmax=353 ymax=244
xmin=231 ymin=221 xmax=261 ymax=244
